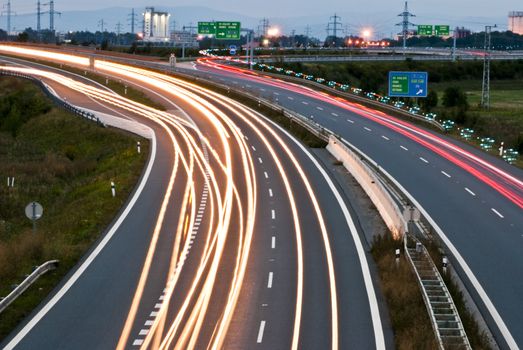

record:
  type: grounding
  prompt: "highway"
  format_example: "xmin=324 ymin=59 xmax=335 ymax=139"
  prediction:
xmin=176 ymin=58 xmax=523 ymax=349
xmin=0 ymin=50 xmax=390 ymax=349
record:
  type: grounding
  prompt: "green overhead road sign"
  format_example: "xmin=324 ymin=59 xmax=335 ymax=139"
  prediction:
xmin=216 ymin=21 xmax=241 ymax=40
xmin=417 ymin=25 xmax=433 ymax=36
xmin=198 ymin=22 xmax=217 ymax=35
xmin=435 ymin=25 xmax=450 ymax=36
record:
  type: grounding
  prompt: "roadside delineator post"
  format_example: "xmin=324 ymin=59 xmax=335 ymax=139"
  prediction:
xmin=442 ymin=256 xmax=448 ymax=275
xmin=111 ymin=182 xmax=116 ymax=197
xmin=395 ymin=248 xmax=400 ymax=267
xmin=137 ymin=141 xmax=141 ymax=154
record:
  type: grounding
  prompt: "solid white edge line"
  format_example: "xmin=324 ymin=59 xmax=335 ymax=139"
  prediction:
xmin=4 ymin=129 xmax=158 ymax=350
xmin=339 ymin=137 xmax=518 ymax=349
xmin=256 ymin=320 xmax=266 ymax=343
xmin=254 ymin=113 xmax=386 ymax=349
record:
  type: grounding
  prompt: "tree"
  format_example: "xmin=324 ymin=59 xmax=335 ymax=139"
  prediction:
xmin=420 ymin=90 xmax=438 ymax=111
xmin=443 ymin=86 xmax=468 ymax=110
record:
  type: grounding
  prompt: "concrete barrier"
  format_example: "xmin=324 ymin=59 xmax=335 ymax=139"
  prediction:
xmin=326 ymin=135 xmax=406 ymax=237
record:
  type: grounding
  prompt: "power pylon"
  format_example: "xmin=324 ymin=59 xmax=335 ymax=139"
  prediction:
xmin=1 ymin=0 xmax=15 ymax=34
xmin=43 ymin=0 xmax=61 ymax=32
xmin=37 ymin=0 xmax=41 ymax=31
xmin=396 ymin=1 xmax=415 ymax=52
xmin=481 ymin=25 xmax=496 ymax=109
xmin=98 ymin=18 xmax=106 ymax=32
xmin=326 ymin=13 xmax=342 ymax=39
xmin=128 ymin=8 xmax=138 ymax=34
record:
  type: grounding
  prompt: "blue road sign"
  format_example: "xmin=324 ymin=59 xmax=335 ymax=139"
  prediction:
xmin=388 ymin=71 xmax=428 ymax=98
xmin=230 ymin=48 xmax=237 ymax=55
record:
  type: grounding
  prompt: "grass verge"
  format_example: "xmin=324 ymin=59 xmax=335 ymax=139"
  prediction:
xmin=371 ymin=233 xmax=439 ymax=349
xmin=0 ymin=76 xmax=149 ymax=340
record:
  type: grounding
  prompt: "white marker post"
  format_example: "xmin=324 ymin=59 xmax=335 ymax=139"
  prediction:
xmin=124 ymin=85 xmax=128 ymax=95
xmin=7 ymin=177 xmax=14 ymax=187
xmin=442 ymin=256 xmax=448 ymax=275
xmin=111 ymin=182 xmax=116 ymax=197
xmin=395 ymin=248 xmax=400 ymax=267
xmin=499 ymin=142 xmax=504 ymax=156
xmin=137 ymin=141 xmax=141 ymax=154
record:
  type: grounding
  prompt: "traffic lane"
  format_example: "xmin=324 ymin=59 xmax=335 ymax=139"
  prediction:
xmin=2 ymin=104 xmax=180 ymax=350
xmin=224 ymin=135 xmax=297 ymax=350
xmin=223 ymin=104 xmax=384 ymax=349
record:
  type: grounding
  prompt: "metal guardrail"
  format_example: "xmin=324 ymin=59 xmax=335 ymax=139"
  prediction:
xmin=0 ymin=260 xmax=59 ymax=314
xmin=405 ymin=235 xmax=471 ymax=350
xmin=0 ymin=69 xmax=105 ymax=127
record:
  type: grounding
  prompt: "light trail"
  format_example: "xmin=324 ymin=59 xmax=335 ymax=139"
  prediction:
xmin=198 ymin=58 xmax=523 ymax=209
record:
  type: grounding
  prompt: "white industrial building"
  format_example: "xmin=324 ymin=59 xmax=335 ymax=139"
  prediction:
xmin=509 ymin=11 xmax=523 ymax=35
xmin=143 ymin=7 xmax=170 ymax=41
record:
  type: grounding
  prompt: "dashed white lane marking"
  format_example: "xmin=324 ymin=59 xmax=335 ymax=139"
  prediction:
xmin=271 ymin=236 xmax=276 ymax=249
xmin=256 ymin=321 xmax=266 ymax=343
xmin=465 ymin=187 xmax=476 ymax=196
xmin=145 ymin=320 xmax=154 ymax=326
xmin=331 ymin=112 xmax=339 ymax=117
xmin=150 ymin=311 xmax=158 ymax=317
xmin=273 ymin=92 xmax=280 ymax=95
xmin=491 ymin=208 xmax=504 ymax=218
xmin=258 ymin=157 xmax=263 ymax=164
xmin=364 ymin=127 xmax=372 ymax=132
xmin=264 ymin=171 xmax=269 ymax=179
xmin=133 ymin=339 xmax=144 ymax=346
xmin=251 ymin=145 xmax=256 ymax=151
xmin=288 ymin=96 xmax=294 ymax=100
xmin=260 ymin=88 xmax=266 ymax=92
xmin=269 ymin=188 xmax=273 ymax=197
xmin=400 ymin=145 xmax=409 ymax=151
xmin=381 ymin=135 xmax=390 ymax=141
xmin=347 ymin=119 xmax=354 ymax=123
xmin=302 ymin=101 xmax=309 ymax=105
xmin=267 ymin=272 xmax=274 ymax=288
xmin=154 ymin=303 xmax=162 ymax=309
xmin=419 ymin=157 xmax=429 ymax=164
xmin=316 ymin=106 xmax=324 ymax=111
xmin=441 ymin=171 xmax=451 ymax=178
xmin=246 ymin=84 xmax=251 ymax=88
xmin=271 ymin=209 xmax=276 ymax=220
xmin=139 ymin=329 xmax=148 ymax=336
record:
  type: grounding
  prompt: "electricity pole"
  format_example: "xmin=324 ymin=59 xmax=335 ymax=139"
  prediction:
xmin=305 ymin=24 xmax=311 ymax=48
xmin=37 ymin=0 xmax=41 ymax=31
xmin=43 ymin=0 xmax=61 ymax=32
xmin=98 ymin=19 xmax=106 ymax=32
xmin=396 ymin=1 xmax=415 ymax=54
xmin=128 ymin=8 xmax=137 ymax=34
xmin=327 ymin=13 xmax=342 ymax=40
xmin=481 ymin=25 xmax=496 ymax=109
xmin=1 ymin=0 xmax=14 ymax=35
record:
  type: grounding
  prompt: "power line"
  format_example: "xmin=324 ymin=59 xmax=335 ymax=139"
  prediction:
xmin=396 ymin=1 xmax=416 ymax=52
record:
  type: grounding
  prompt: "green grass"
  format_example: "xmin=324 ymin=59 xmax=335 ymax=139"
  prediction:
xmin=0 ymin=77 xmax=149 ymax=340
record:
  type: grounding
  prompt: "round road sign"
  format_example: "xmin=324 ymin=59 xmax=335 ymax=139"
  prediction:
xmin=25 ymin=202 xmax=43 ymax=221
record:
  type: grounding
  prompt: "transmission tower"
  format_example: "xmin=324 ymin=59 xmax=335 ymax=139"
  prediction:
xmin=98 ymin=18 xmax=106 ymax=32
xmin=259 ymin=18 xmax=269 ymax=37
xmin=1 ymin=0 xmax=14 ymax=34
xmin=396 ymin=1 xmax=415 ymax=52
xmin=326 ymin=14 xmax=342 ymax=39
xmin=43 ymin=1 xmax=61 ymax=32
xmin=37 ymin=0 xmax=41 ymax=31
xmin=128 ymin=8 xmax=138 ymax=33
xmin=481 ymin=25 xmax=496 ymax=109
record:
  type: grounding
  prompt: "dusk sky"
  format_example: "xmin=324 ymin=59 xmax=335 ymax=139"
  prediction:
xmin=2 ymin=0 xmax=521 ymax=35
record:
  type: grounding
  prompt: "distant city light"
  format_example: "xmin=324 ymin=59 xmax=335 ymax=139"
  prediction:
xmin=267 ymin=27 xmax=280 ymax=37
xmin=362 ymin=29 xmax=372 ymax=40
